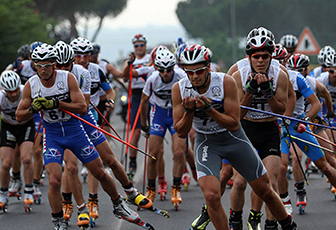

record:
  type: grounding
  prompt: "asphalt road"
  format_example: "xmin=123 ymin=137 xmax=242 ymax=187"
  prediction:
xmin=1 ymin=114 xmax=336 ymax=230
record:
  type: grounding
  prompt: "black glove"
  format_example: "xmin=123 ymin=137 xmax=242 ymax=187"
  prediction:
xmin=326 ymin=111 xmax=336 ymax=119
xmin=259 ymin=80 xmax=273 ymax=96
xmin=141 ymin=126 xmax=150 ymax=138
xmin=245 ymin=79 xmax=258 ymax=95
xmin=127 ymin=52 xmax=135 ymax=66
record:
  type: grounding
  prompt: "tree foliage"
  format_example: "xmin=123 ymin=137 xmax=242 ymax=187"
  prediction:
xmin=0 ymin=0 xmax=52 ymax=71
xmin=33 ymin=0 xmax=127 ymax=42
xmin=177 ymin=0 xmax=336 ymax=68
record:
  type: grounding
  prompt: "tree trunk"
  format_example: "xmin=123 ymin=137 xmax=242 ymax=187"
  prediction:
xmin=91 ymin=16 xmax=105 ymax=42
xmin=69 ymin=13 xmax=78 ymax=40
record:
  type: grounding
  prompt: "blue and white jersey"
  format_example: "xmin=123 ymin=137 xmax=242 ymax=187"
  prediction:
xmin=0 ymin=85 xmax=25 ymax=124
xmin=288 ymin=70 xmax=314 ymax=118
xmin=132 ymin=54 xmax=151 ymax=89
xmin=240 ymin=64 xmax=280 ymax=120
xmin=29 ymin=70 xmax=72 ymax=123
xmin=236 ymin=58 xmax=280 ymax=70
xmin=16 ymin=60 xmax=36 ymax=84
xmin=179 ymin=72 xmax=226 ymax=134
xmin=87 ymin=62 xmax=111 ymax=108
xmin=143 ymin=68 xmax=186 ymax=109
xmin=304 ymin=76 xmax=318 ymax=113
xmin=317 ymin=72 xmax=336 ymax=116
xmin=308 ymin=66 xmax=323 ymax=78
xmin=71 ymin=64 xmax=91 ymax=95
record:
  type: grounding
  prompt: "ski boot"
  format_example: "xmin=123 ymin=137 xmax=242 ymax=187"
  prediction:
xmin=229 ymin=209 xmax=242 ymax=230
xmin=189 ymin=204 xmax=211 ymax=230
xmin=281 ymin=195 xmax=293 ymax=216
xmin=247 ymin=210 xmax=262 ymax=230
xmin=77 ymin=206 xmax=90 ymax=229
xmin=296 ymin=189 xmax=307 ymax=215
xmin=171 ymin=185 xmax=182 ymax=211
xmin=52 ymin=216 xmax=68 ymax=230
xmin=81 ymin=166 xmax=88 ymax=183
xmin=264 ymin=219 xmax=278 ymax=230
xmin=126 ymin=188 xmax=153 ymax=210
xmin=0 ymin=191 xmax=9 ymax=213
xmin=145 ymin=186 xmax=156 ymax=202
xmin=88 ymin=197 xmax=99 ymax=227
xmin=158 ymin=181 xmax=167 ymax=201
xmin=9 ymin=178 xmax=22 ymax=200
xmin=281 ymin=220 xmax=297 ymax=230
xmin=182 ymin=172 xmax=191 ymax=191
xmin=33 ymin=182 xmax=42 ymax=204
xmin=63 ymin=200 xmax=73 ymax=224
xmin=23 ymin=193 xmax=34 ymax=212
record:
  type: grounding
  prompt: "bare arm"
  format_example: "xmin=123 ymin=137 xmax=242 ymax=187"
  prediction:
xmin=227 ymin=63 xmax=238 ymax=76
xmin=267 ymin=70 xmax=288 ymax=114
xmin=16 ymin=82 xmax=34 ymax=122
xmin=305 ymin=93 xmax=321 ymax=119
xmin=140 ymin=93 xmax=149 ymax=128
xmin=232 ymin=71 xmax=253 ymax=118
xmin=283 ymin=68 xmax=296 ymax=117
xmin=316 ymin=80 xmax=333 ymax=114
xmin=106 ymin=63 xmax=123 ymax=79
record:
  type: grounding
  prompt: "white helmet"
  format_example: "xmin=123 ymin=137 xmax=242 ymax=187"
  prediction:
xmin=246 ymin=36 xmax=275 ymax=56
xmin=247 ymin=27 xmax=275 ymax=42
xmin=150 ymin=45 xmax=168 ymax=62
xmin=132 ymin=34 xmax=147 ymax=44
xmin=287 ymin=53 xmax=310 ymax=69
xmin=324 ymin=53 xmax=336 ymax=68
xmin=70 ymin=37 xmax=93 ymax=53
xmin=54 ymin=41 xmax=75 ymax=64
xmin=31 ymin=43 xmax=57 ymax=62
xmin=318 ymin=46 xmax=335 ymax=65
xmin=180 ymin=44 xmax=212 ymax=65
xmin=0 ymin=70 xmax=21 ymax=91
xmin=279 ymin=34 xmax=298 ymax=51
xmin=154 ymin=49 xmax=176 ymax=69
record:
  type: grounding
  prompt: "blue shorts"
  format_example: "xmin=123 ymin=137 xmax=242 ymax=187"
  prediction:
xmin=89 ymin=108 xmax=99 ymax=121
xmin=33 ymin=113 xmax=43 ymax=133
xmin=149 ymin=105 xmax=176 ymax=138
xmin=42 ymin=117 xmax=99 ymax=165
xmin=281 ymin=120 xmax=324 ymax=161
xmin=81 ymin=110 xmax=106 ymax=146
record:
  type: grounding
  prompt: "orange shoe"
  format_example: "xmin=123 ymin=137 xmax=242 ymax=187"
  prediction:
xmin=88 ymin=198 xmax=99 ymax=219
xmin=145 ymin=186 xmax=156 ymax=202
xmin=62 ymin=200 xmax=73 ymax=220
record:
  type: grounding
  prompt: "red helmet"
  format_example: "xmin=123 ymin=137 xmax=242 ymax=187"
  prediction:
xmin=272 ymin=44 xmax=288 ymax=61
xmin=287 ymin=53 xmax=310 ymax=69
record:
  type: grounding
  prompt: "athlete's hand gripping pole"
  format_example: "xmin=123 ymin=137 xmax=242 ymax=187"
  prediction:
xmin=59 ymin=108 xmax=156 ymax=160
xmin=282 ymin=119 xmax=310 ymax=186
xmin=89 ymin=100 xmax=122 ymax=139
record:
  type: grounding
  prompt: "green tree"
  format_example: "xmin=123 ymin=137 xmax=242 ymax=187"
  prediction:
xmin=177 ymin=0 xmax=336 ymax=67
xmin=0 ymin=0 xmax=52 ymax=71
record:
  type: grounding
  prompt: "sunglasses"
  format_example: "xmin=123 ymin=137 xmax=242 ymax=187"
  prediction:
xmin=252 ymin=53 xmax=271 ymax=60
xmin=75 ymin=54 xmax=89 ymax=58
xmin=328 ymin=69 xmax=336 ymax=74
xmin=56 ymin=62 xmax=72 ymax=69
xmin=158 ymin=68 xmax=173 ymax=73
xmin=134 ymin=44 xmax=145 ymax=48
xmin=34 ymin=62 xmax=55 ymax=68
xmin=184 ymin=66 xmax=207 ymax=75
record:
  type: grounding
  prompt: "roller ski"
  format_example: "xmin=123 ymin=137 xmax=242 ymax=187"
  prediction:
xmin=123 ymin=196 xmax=170 ymax=218
xmin=23 ymin=193 xmax=34 ymax=212
xmin=63 ymin=200 xmax=73 ymax=225
xmin=52 ymin=216 xmax=68 ymax=230
xmin=188 ymin=204 xmax=211 ymax=230
xmin=8 ymin=178 xmax=22 ymax=200
xmin=0 ymin=191 xmax=9 ymax=213
xmin=296 ymin=190 xmax=307 ymax=215
xmin=33 ymin=182 xmax=42 ymax=204
xmin=158 ymin=181 xmax=167 ymax=201
xmin=281 ymin=195 xmax=293 ymax=216
xmin=182 ymin=172 xmax=191 ymax=191
xmin=88 ymin=197 xmax=99 ymax=227
xmin=77 ymin=206 xmax=91 ymax=230
xmin=171 ymin=185 xmax=182 ymax=211
xmin=113 ymin=196 xmax=155 ymax=229
xmin=229 ymin=209 xmax=243 ymax=230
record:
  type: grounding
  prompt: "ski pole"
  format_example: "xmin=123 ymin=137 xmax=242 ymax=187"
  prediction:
xmin=60 ymin=109 xmax=156 ymax=160
xmin=89 ymin=100 xmax=122 ymax=139
xmin=241 ymin=105 xmax=336 ymax=131
xmin=143 ymin=138 xmax=148 ymax=194
xmin=304 ymin=130 xmax=336 ymax=148
xmin=282 ymin=119 xmax=309 ymax=186
xmin=289 ymin=135 xmax=334 ymax=153
xmin=124 ymin=63 xmax=133 ymax=167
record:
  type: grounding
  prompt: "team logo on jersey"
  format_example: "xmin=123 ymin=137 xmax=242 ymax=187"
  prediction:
xmin=57 ymin=81 xmax=65 ymax=91
xmin=81 ymin=145 xmax=96 ymax=159
xmin=212 ymin=86 xmax=221 ymax=97
xmin=44 ymin=148 xmax=61 ymax=160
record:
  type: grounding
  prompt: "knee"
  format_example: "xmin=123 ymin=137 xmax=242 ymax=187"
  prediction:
xmin=233 ymin=178 xmax=247 ymax=191
xmin=49 ymin=174 xmax=62 ymax=190
xmin=318 ymin=163 xmax=332 ymax=177
xmin=1 ymin=161 xmax=11 ymax=172
xmin=104 ymin=155 xmax=119 ymax=170
xmin=203 ymin=189 xmax=221 ymax=205
xmin=173 ymin=149 xmax=185 ymax=161
xmin=279 ymin=163 xmax=288 ymax=177
xmin=91 ymin=168 xmax=109 ymax=182
xmin=65 ymin=163 xmax=78 ymax=175
xmin=21 ymin=155 xmax=32 ymax=166
xmin=254 ymin=185 xmax=275 ymax=203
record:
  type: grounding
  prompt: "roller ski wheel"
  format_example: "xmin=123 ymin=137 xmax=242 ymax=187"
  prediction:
xmin=34 ymin=194 xmax=41 ymax=204
xmin=158 ymin=181 xmax=167 ymax=201
xmin=298 ymin=204 xmax=305 ymax=215
xmin=181 ymin=173 xmax=191 ymax=191
xmin=296 ymin=191 xmax=307 ymax=215
xmin=23 ymin=193 xmax=34 ymax=212
xmin=9 ymin=191 xmax=21 ymax=200
xmin=171 ymin=185 xmax=182 ymax=211
xmin=0 ymin=204 xmax=8 ymax=213
xmin=114 ymin=210 xmax=155 ymax=230
xmin=123 ymin=196 xmax=170 ymax=218
xmin=89 ymin=217 xmax=95 ymax=228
